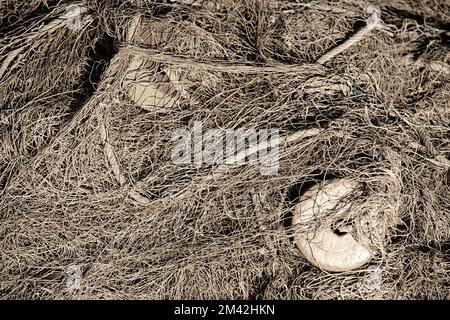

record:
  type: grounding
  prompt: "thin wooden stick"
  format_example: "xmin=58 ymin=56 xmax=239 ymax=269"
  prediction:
xmin=98 ymin=105 xmax=150 ymax=205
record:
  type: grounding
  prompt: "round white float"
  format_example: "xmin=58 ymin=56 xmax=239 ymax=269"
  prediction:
xmin=124 ymin=58 xmax=177 ymax=111
xmin=123 ymin=21 xmax=179 ymax=111
xmin=293 ymin=178 xmax=372 ymax=272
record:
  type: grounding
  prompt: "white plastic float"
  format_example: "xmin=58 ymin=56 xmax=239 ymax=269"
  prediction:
xmin=293 ymin=179 xmax=373 ymax=272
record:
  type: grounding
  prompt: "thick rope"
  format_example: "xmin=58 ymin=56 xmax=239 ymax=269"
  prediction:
xmin=317 ymin=5 xmax=382 ymax=65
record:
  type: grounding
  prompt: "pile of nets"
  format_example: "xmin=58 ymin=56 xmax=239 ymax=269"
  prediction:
xmin=1 ymin=0 xmax=449 ymax=299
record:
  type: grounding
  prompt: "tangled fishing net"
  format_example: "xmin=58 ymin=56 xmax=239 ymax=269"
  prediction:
xmin=0 ymin=0 xmax=449 ymax=299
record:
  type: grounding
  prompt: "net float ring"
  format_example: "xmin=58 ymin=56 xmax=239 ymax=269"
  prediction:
xmin=293 ymin=178 xmax=376 ymax=272
xmin=123 ymin=17 xmax=188 ymax=112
